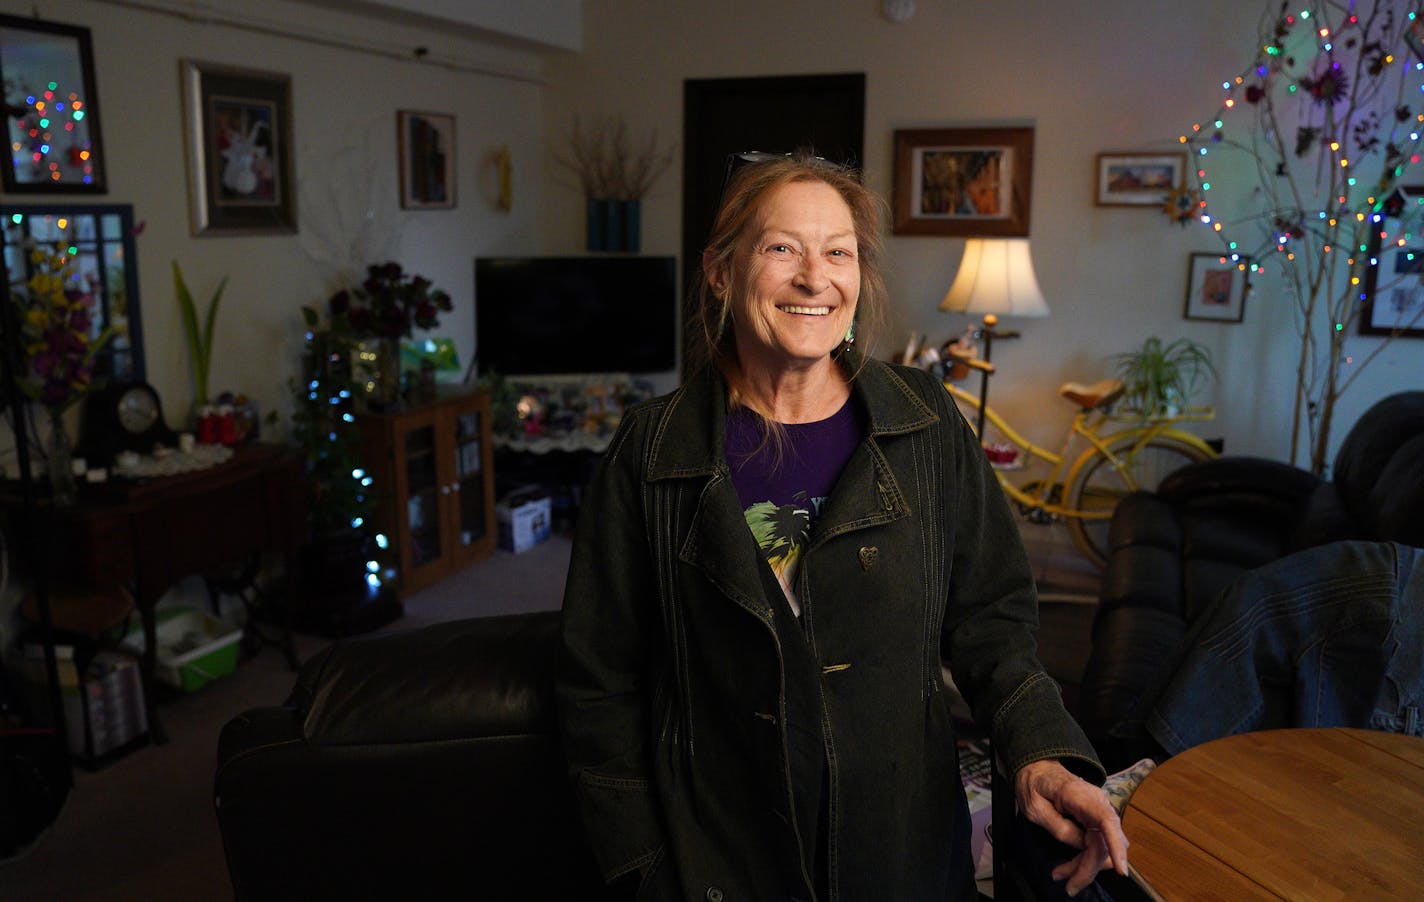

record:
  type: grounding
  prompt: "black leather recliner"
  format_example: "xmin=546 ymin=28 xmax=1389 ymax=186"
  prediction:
xmin=216 ymin=612 xmax=1120 ymax=900
xmin=213 ymin=610 xmax=612 ymax=901
xmin=1078 ymin=391 xmax=1424 ymax=772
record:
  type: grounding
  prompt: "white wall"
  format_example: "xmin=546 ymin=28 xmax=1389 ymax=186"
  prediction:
xmin=0 ymin=0 xmax=552 ymax=452
xmin=4 ymin=0 xmax=1417 ymax=470
xmin=541 ymin=0 xmax=1423 ymax=466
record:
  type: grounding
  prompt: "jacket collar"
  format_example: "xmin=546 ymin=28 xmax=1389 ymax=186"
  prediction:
xmin=646 ymin=349 xmax=940 ymax=482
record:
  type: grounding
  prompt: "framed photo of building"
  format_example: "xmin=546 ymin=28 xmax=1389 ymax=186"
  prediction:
xmin=181 ymin=59 xmax=295 ymax=235
xmin=0 ymin=14 xmax=106 ymax=193
xmin=398 ymin=110 xmax=455 ymax=210
xmin=1095 ymin=152 xmax=1186 ymax=207
xmin=892 ymin=127 xmax=1033 ymax=236
xmin=1183 ymin=252 xmax=1251 ymax=323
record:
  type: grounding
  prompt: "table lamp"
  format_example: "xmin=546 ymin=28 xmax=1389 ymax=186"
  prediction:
xmin=939 ymin=238 xmax=1050 ymax=438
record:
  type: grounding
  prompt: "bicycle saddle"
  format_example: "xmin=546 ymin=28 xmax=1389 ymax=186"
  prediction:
xmin=1058 ymin=378 xmax=1125 ymax=410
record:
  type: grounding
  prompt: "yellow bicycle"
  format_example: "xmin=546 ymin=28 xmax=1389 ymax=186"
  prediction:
xmin=943 ymin=356 xmax=1217 ymax=569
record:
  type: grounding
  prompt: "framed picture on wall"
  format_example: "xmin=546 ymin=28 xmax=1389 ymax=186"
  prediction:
xmin=1360 ymin=185 xmax=1424 ymax=338
xmin=1094 ymin=152 xmax=1186 ymax=206
xmin=1183 ymin=252 xmax=1251 ymax=322
xmin=0 ymin=14 xmax=107 ymax=193
xmin=891 ymin=127 xmax=1033 ymax=236
xmin=397 ymin=110 xmax=456 ymax=210
xmin=181 ymin=59 xmax=295 ymax=235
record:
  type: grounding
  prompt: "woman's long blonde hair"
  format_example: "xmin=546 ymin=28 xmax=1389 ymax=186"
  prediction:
xmin=690 ymin=151 xmax=888 ymax=426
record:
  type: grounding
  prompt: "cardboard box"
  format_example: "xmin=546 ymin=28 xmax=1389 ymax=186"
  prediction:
xmin=497 ymin=491 xmax=552 ymax=553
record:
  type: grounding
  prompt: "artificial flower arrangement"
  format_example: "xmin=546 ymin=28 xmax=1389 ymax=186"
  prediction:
xmin=16 ymin=243 xmax=116 ymax=413
xmin=326 ymin=262 xmax=452 ymax=340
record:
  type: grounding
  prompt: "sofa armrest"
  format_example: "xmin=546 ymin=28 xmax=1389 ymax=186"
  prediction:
xmin=294 ymin=610 xmax=560 ymax=745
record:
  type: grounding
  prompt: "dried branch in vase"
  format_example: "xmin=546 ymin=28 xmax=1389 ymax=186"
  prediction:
xmin=553 ymin=114 xmax=676 ymax=200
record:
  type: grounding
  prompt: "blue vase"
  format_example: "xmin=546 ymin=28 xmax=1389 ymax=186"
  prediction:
xmin=586 ymin=199 xmax=610 ymax=251
xmin=586 ymin=199 xmax=641 ymax=252
xmin=619 ymin=200 xmax=641 ymax=253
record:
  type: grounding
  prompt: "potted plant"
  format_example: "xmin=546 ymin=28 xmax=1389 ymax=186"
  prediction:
xmin=173 ymin=261 xmax=226 ymax=408
xmin=1109 ymin=336 xmax=1216 ymax=418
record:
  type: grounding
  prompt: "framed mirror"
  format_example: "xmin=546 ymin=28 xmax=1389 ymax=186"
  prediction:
xmin=0 ymin=14 xmax=106 ymax=193
xmin=1 ymin=204 xmax=144 ymax=382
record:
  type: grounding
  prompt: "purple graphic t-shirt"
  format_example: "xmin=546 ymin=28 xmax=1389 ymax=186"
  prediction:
xmin=726 ymin=396 xmax=865 ymax=616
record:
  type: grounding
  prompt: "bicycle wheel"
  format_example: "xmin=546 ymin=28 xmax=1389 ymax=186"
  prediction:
xmin=1065 ymin=433 xmax=1210 ymax=570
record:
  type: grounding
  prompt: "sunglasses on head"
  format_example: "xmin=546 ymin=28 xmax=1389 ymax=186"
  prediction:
xmin=720 ymin=150 xmax=838 ymax=196
xmin=722 ymin=150 xmax=792 ymax=185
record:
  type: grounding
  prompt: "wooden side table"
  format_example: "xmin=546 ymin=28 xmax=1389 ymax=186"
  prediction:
xmin=5 ymin=444 xmax=306 ymax=743
xmin=1122 ymin=728 xmax=1424 ymax=900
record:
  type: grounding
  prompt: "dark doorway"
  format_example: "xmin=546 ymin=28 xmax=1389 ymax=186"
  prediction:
xmin=681 ymin=73 xmax=866 ymax=376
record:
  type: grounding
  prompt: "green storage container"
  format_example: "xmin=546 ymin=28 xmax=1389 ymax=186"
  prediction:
xmin=121 ymin=607 xmax=242 ymax=692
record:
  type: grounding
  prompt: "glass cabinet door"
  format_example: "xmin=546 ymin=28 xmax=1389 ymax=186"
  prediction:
xmin=402 ymin=421 xmax=442 ymax=567
xmin=453 ymin=406 xmax=486 ymax=548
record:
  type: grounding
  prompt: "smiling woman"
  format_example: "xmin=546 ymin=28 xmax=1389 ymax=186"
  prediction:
xmin=556 ymin=151 xmax=1130 ymax=900
xmin=693 ymin=153 xmax=887 ymax=420
xmin=711 ymin=179 xmax=860 ymax=422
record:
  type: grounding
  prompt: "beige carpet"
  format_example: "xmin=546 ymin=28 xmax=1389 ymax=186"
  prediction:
xmin=0 ymin=523 xmax=1096 ymax=900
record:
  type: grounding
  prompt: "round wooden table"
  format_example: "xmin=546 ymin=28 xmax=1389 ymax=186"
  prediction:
xmin=1121 ymin=728 xmax=1424 ymax=900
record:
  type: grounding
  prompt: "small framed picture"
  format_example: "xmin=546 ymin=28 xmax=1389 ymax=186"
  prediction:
xmin=0 ymin=14 xmax=107 ymax=193
xmin=1183 ymin=253 xmax=1251 ymax=322
xmin=892 ymin=127 xmax=1033 ymax=236
xmin=1360 ymin=185 xmax=1424 ymax=338
xmin=181 ymin=60 xmax=296 ymax=235
xmin=1095 ymin=152 xmax=1187 ymax=207
xmin=398 ymin=110 xmax=456 ymax=210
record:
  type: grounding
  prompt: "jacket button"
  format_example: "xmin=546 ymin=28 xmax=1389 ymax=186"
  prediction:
xmin=706 ymin=888 xmax=724 ymax=902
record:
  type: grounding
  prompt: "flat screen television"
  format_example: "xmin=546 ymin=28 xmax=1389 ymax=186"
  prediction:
xmin=474 ymin=255 xmax=678 ymax=376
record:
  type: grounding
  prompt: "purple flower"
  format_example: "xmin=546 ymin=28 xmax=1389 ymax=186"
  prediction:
xmin=32 ymin=349 xmax=59 ymax=378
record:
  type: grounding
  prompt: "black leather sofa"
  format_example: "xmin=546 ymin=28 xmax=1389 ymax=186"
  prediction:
xmin=1078 ymin=391 xmax=1424 ymax=772
xmin=213 ymin=610 xmax=614 ymax=901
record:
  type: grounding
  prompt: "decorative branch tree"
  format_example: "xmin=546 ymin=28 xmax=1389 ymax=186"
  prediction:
xmin=1181 ymin=0 xmax=1424 ymax=474
xmin=552 ymin=114 xmax=676 ymax=200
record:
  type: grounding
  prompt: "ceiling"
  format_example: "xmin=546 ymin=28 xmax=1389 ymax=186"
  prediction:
xmin=287 ymin=0 xmax=584 ymax=52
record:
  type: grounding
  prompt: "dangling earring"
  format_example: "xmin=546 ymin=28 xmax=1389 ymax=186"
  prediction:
xmin=843 ymin=320 xmax=856 ymax=345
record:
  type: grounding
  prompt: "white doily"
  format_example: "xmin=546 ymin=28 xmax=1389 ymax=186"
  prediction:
xmin=112 ymin=443 xmax=235 ymax=479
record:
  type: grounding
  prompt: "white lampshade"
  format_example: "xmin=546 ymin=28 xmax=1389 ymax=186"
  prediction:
xmin=939 ymin=238 xmax=1051 ymax=318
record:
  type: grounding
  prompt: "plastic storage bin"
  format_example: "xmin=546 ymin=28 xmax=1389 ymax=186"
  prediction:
xmin=122 ymin=607 xmax=242 ymax=692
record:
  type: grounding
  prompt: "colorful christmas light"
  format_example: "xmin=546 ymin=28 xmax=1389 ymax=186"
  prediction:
xmin=7 ymin=80 xmax=96 ymax=184
xmin=1178 ymin=2 xmax=1424 ymax=473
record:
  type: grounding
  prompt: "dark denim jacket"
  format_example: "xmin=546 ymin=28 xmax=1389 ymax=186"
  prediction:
xmin=557 ymin=354 xmax=1102 ymax=901
xmin=1149 ymin=540 xmax=1423 ymax=754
